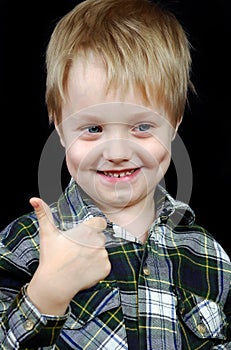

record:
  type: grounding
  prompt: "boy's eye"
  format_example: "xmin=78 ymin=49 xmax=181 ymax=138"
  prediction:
xmin=87 ymin=125 xmax=103 ymax=133
xmin=133 ymin=124 xmax=151 ymax=132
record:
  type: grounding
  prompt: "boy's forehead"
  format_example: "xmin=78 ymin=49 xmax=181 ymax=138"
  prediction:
xmin=68 ymin=55 xmax=106 ymax=90
xmin=66 ymin=102 xmax=158 ymax=119
xmin=63 ymin=54 xmax=170 ymax=125
xmin=68 ymin=53 xmax=148 ymax=101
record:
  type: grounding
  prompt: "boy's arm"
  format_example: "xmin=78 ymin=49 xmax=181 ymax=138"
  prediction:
xmin=0 ymin=231 xmax=74 ymax=349
xmin=0 ymin=225 xmax=69 ymax=349
xmin=213 ymin=288 xmax=231 ymax=348
xmin=0 ymin=198 xmax=111 ymax=348
xmin=0 ymin=284 xmax=69 ymax=349
xmin=26 ymin=198 xmax=110 ymax=316
xmin=209 ymin=274 xmax=231 ymax=349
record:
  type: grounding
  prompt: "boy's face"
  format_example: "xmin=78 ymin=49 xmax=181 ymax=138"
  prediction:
xmin=58 ymin=56 xmax=175 ymax=214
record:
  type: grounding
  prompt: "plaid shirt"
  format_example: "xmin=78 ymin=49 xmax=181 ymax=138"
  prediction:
xmin=0 ymin=178 xmax=230 ymax=349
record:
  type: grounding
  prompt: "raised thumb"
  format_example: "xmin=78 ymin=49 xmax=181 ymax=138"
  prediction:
xmin=29 ymin=197 xmax=55 ymax=232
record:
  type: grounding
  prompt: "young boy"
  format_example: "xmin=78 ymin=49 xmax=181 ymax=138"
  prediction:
xmin=0 ymin=0 xmax=230 ymax=349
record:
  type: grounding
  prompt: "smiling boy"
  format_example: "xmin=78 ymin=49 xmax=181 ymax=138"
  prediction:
xmin=0 ymin=0 xmax=230 ymax=349
xmin=59 ymin=55 xmax=174 ymax=242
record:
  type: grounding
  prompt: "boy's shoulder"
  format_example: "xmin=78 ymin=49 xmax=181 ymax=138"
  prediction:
xmin=156 ymin=185 xmax=230 ymax=262
xmin=0 ymin=210 xmax=40 ymax=255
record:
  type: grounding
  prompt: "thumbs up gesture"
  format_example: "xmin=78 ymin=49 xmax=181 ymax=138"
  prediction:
xmin=27 ymin=197 xmax=111 ymax=316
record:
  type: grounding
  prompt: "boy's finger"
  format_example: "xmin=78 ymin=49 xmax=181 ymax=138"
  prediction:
xmin=61 ymin=217 xmax=107 ymax=247
xmin=83 ymin=217 xmax=107 ymax=231
xmin=29 ymin=197 xmax=55 ymax=232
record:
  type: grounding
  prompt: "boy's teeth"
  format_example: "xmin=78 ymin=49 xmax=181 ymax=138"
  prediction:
xmin=103 ymin=170 xmax=135 ymax=178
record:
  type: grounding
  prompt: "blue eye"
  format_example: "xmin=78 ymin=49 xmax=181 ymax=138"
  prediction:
xmin=137 ymin=124 xmax=151 ymax=131
xmin=87 ymin=125 xmax=103 ymax=133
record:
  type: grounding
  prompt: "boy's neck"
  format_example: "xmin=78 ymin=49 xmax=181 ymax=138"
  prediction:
xmin=103 ymin=197 xmax=156 ymax=243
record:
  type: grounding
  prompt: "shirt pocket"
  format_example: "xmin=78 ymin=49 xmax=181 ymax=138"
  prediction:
xmin=63 ymin=284 xmax=121 ymax=330
xmin=175 ymin=286 xmax=228 ymax=341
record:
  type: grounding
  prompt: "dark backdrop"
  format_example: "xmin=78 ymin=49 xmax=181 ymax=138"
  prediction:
xmin=1 ymin=1 xmax=230 ymax=257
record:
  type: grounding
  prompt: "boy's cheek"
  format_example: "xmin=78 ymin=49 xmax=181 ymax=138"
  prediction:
xmin=65 ymin=153 xmax=80 ymax=181
xmin=65 ymin=143 xmax=95 ymax=173
xmin=61 ymin=130 xmax=81 ymax=150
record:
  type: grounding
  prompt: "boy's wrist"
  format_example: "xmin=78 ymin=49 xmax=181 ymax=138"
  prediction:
xmin=4 ymin=284 xmax=69 ymax=346
xmin=27 ymin=277 xmax=70 ymax=316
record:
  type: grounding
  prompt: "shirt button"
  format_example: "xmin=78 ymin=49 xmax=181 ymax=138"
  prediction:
xmin=143 ymin=266 xmax=150 ymax=275
xmin=24 ymin=319 xmax=35 ymax=331
xmin=197 ymin=323 xmax=207 ymax=334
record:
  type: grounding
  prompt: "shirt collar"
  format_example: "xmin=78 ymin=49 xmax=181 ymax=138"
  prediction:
xmin=154 ymin=184 xmax=195 ymax=226
xmin=54 ymin=177 xmax=195 ymax=231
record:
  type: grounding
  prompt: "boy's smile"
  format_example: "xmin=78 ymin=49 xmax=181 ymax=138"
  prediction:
xmin=58 ymin=55 xmax=175 ymax=222
xmin=97 ymin=168 xmax=139 ymax=181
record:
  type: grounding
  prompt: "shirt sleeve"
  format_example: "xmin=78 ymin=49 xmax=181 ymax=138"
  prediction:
xmin=0 ymin=284 xmax=69 ymax=349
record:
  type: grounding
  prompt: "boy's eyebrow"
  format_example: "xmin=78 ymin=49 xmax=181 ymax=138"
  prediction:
xmin=67 ymin=110 xmax=163 ymax=120
xmin=128 ymin=111 xmax=163 ymax=120
xmin=62 ymin=113 xmax=108 ymax=129
xmin=123 ymin=111 xmax=166 ymax=125
xmin=65 ymin=113 xmax=102 ymax=123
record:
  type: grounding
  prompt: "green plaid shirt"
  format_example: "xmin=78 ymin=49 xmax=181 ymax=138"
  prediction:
xmin=0 ymin=178 xmax=230 ymax=349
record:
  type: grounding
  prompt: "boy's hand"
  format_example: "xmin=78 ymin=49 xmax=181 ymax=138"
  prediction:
xmin=27 ymin=197 xmax=111 ymax=315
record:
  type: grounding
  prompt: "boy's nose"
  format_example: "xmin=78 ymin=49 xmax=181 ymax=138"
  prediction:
xmin=103 ymin=139 xmax=132 ymax=163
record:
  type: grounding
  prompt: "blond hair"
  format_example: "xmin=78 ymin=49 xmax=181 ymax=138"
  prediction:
xmin=46 ymin=0 xmax=193 ymax=127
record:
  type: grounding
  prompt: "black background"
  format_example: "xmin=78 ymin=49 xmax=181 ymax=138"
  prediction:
xmin=1 ymin=1 xmax=230 ymax=257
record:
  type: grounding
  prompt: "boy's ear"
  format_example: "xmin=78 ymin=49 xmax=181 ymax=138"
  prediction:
xmin=172 ymin=116 xmax=183 ymax=141
xmin=55 ymin=123 xmax=65 ymax=147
